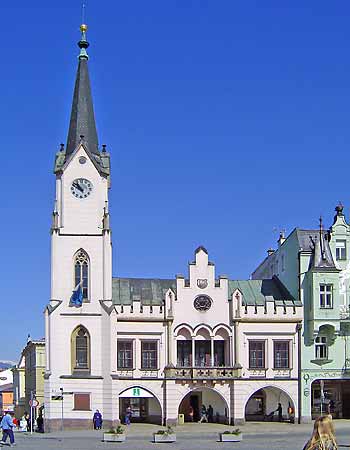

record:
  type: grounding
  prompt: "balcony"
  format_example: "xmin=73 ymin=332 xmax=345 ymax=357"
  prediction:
xmin=165 ymin=366 xmax=242 ymax=380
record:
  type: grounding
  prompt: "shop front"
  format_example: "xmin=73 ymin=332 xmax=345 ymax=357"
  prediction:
xmin=119 ymin=387 xmax=162 ymax=424
xmin=311 ymin=379 xmax=350 ymax=419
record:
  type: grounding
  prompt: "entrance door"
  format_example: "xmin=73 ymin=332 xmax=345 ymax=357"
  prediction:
xmin=120 ymin=398 xmax=148 ymax=423
xmin=190 ymin=394 xmax=200 ymax=422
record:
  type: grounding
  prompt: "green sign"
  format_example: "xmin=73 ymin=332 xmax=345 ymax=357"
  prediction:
xmin=132 ymin=388 xmax=141 ymax=397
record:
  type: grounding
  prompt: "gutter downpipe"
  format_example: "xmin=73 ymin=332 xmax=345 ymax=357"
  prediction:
xmin=297 ymin=251 xmax=302 ymax=424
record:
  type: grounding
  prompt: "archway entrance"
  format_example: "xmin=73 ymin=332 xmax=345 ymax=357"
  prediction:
xmin=245 ymin=387 xmax=295 ymax=422
xmin=178 ymin=388 xmax=229 ymax=423
xmin=119 ymin=387 xmax=162 ymax=425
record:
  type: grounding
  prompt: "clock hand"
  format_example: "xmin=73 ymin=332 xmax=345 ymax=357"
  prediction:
xmin=73 ymin=181 xmax=84 ymax=192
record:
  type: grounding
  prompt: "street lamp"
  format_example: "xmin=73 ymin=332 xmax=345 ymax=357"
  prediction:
xmin=60 ymin=387 xmax=64 ymax=432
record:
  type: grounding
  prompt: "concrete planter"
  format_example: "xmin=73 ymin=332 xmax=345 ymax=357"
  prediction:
xmin=219 ymin=433 xmax=243 ymax=442
xmin=103 ymin=433 xmax=126 ymax=442
xmin=153 ymin=433 xmax=176 ymax=443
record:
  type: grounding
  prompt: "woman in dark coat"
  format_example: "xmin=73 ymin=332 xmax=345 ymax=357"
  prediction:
xmin=93 ymin=410 xmax=103 ymax=430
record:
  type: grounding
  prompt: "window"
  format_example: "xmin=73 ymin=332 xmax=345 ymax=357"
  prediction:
xmin=177 ymin=341 xmax=192 ymax=367
xmin=141 ymin=341 xmax=158 ymax=369
xmin=74 ymin=393 xmax=90 ymax=411
xmin=71 ymin=326 xmax=90 ymax=372
xmin=117 ymin=341 xmax=133 ymax=369
xmin=74 ymin=250 xmax=89 ymax=300
xmin=336 ymin=240 xmax=347 ymax=260
xmin=320 ymin=284 xmax=333 ymax=309
xmin=249 ymin=341 xmax=265 ymax=369
xmin=274 ymin=341 xmax=290 ymax=369
xmin=315 ymin=336 xmax=328 ymax=360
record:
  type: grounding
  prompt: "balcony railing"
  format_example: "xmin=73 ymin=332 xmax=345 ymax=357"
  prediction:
xmin=272 ymin=368 xmax=292 ymax=378
xmin=166 ymin=366 xmax=242 ymax=379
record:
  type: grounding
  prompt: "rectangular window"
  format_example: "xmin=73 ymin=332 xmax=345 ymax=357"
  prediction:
xmin=249 ymin=341 xmax=265 ymax=369
xmin=315 ymin=336 xmax=328 ymax=360
xmin=141 ymin=341 xmax=158 ymax=369
xmin=320 ymin=284 xmax=333 ymax=309
xmin=117 ymin=341 xmax=133 ymax=369
xmin=336 ymin=240 xmax=347 ymax=260
xmin=273 ymin=341 xmax=290 ymax=369
xmin=73 ymin=393 xmax=90 ymax=411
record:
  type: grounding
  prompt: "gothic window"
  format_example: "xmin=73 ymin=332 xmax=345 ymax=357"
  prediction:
xmin=74 ymin=250 xmax=89 ymax=300
xmin=71 ymin=326 xmax=90 ymax=373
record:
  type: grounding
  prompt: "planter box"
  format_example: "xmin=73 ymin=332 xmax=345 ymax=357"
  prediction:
xmin=103 ymin=433 xmax=126 ymax=442
xmin=219 ymin=433 xmax=243 ymax=442
xmin=153 ymin=433 xmax=176 ymax=443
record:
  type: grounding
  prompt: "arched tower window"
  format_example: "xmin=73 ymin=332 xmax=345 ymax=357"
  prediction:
xmin=71 ymin=326 xmax=90 ymax=373
xmin=74 ymin=249 xmax=89 ymax=300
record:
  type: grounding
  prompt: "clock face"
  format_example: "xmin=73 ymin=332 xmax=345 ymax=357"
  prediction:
xmin=71 ymin=178 xmax=93 ymax=199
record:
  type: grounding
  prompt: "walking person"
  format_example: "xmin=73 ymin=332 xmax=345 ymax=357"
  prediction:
xmin=189 ymin=405 xmax=194 ymax=422
xmin=303 ymin=415 xmax=337 ymax=450
xmin=199 ymin=404 xmax=208 ymax=423
xmin=275 ymin=402 xmax=283 ymax=422
xmin=93 ymin=409 xmax=103 ymax=430
xmin=0 ymin=410 xmax=16 ymax=447
xmin=124 ymin=406 xmax=132 ymax=426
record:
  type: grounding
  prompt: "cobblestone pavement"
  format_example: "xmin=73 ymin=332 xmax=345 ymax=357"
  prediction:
xmin=8 ymin=421 xmax=350 ymax=450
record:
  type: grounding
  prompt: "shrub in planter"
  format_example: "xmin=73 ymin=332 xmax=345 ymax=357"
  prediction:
xmin=153 ymin=426 xmax=176 ymax=443
xmin=103 ymin=425 xmax=126 ymax=442
xmin=219 ymin=428 xmax=243 ymax=442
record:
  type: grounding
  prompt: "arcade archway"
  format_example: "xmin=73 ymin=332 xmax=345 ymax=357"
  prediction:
xmin=245 ymin=386 xmax=295 ymax=422
xmin=178 ymin=387 xmax=229 ymax=423
xmin=119 ymin=386 xmax=162 ymax=424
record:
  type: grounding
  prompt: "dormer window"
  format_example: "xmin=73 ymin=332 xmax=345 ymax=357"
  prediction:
xmin=320 ymin=284 xmax=333 ymax=309
xmin=336 ymin=240 xmax=347 ymax=261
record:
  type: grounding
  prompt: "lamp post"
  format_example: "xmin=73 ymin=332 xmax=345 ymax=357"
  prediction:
xmin=60 ymin=387 xmax=64 ymax=432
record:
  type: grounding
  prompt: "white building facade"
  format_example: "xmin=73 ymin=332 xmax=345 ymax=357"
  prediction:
xmin=44 ymin=25 xmax=303 ymax=430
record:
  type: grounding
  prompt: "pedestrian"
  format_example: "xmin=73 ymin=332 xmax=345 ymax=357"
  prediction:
xmin=93 ymin=409 xmax=103 ymax=430
xmin=125 ymin=406 xmax=132 ymax=426
xmin=189 ymin=405 xmax=194 ymax=422
xmin=19 ymin=414 xmax=27 ymax=432
xmin=199 ymin=404 xmax=208 ymax=423
xmin=36 ymin=414 xmax=44 ymax=433
xmin=0 ymin=410 xmax=15 ymax=447
xmin=275 ymin=402 xmax=283 ymax=422
xmin=25 ymin=412 xmax=30 ymax=431
xmin=207 ymin=404 xmax=214 ymax=423
xmin=303 ymin=415 xmax=337 ymax=450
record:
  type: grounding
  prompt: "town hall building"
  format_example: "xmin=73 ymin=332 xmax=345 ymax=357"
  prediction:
xmin=44 ymin=24 xmax=303 ymax=430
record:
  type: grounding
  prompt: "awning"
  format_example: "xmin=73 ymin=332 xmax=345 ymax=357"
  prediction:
xmin=119 ymin=387 xmax=154 ymax=398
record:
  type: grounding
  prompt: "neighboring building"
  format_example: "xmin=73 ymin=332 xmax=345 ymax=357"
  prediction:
xmin=44 ymin=24 xmax=303 ymax=430
xmin=253 ymin=205 xmax=350 ymax=422
xmin=12 ymin=355 xmax=26 ymax=417
xmin=22 ymin=339 xmax=45 ymax=414
xmin=0 ymin=368 xmax=14 ymax=413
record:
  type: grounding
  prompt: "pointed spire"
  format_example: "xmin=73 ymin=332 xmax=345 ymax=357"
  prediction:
xmin=65 ymin=23 xmax=99 ymax=158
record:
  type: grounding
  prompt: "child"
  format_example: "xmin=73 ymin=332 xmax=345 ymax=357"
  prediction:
xmin=303 ymin=415 xmax=337 ymax=450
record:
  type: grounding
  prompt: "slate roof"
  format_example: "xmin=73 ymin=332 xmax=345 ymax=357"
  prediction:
xmin=66 ymin=44 xmax=98 ymax=157
xmin=112 ymin=278 xmax=177 ymax=306
xmin=295 ymin=228 xmax=337 ymax=271
xmin=228 ymin=277 xmax=301 ymax=307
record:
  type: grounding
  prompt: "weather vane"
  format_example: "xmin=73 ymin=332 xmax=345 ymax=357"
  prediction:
xmin=82 ymin=2 xmax=86 ymax=25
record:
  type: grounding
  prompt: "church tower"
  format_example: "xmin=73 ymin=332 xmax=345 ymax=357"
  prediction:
xmin=44 ymin=24 xmax=116 ymax=431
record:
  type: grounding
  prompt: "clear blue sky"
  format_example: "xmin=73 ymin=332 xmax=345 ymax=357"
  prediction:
xmin=1 ymin=1 xmax=350 ymax=360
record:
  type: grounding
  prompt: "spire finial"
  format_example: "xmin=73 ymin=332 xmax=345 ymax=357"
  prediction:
xmin=78 ymin=4 xmax=89 ymax=61
xmin=319 ymin=215 xmax=323 ymax=231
